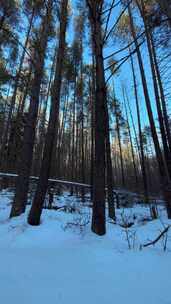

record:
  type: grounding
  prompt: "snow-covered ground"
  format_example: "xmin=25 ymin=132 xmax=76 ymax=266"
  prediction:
xmin=0 ymin=189 xmax=171 ymax=304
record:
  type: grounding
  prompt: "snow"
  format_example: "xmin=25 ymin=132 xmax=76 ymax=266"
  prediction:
xmin=0 ymin=189 xmax=171 ymax=304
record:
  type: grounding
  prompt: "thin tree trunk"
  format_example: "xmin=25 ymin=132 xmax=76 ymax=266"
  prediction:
xmin=123 ymin=88 xmax=138 ymax=189
xmin=138 ymin=0 xmax=171 ymax=179
xmin=129 ymin=51 xmax=149 ymax=202
xmin=80 ymin=50 xmax=85 ymax=202
xmin=0 ymin=8 xmax=35 ymax=166
xmin=90 ymin=56 xmax=95 ymax=201
xmin=128 ymin=3 xmax=171 ymax=218
xmin=105 ymin=103 xmax=115 ymax=219
xmin=150 ymin=32 xmax=171 ymax=153
xmin=113 ymin=93 xmax=125 ymax=189
xmin=70 ymin=70 xmax=76 ymax=195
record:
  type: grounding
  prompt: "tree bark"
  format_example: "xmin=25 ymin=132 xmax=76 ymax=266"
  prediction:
xmin=10 ymin=0 xmax=53 ymax=218
xmin=86 ymin=0 xmax=106 ymax=235
xmin=28 ymin=0 xmax=68 ymax=226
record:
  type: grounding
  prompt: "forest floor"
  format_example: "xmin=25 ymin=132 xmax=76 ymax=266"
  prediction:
xmin=0 ymin=189 xmax=171 ymax=304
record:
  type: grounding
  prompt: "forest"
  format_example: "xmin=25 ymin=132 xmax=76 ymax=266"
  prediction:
xmin=0 ymin=0 xmax=171 ymax=303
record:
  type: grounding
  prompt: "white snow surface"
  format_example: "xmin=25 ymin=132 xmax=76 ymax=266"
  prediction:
xmin=0 ymin=189 xmax=171 ymax=304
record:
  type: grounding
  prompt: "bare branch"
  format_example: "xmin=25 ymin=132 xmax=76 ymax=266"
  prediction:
xmin=142 ymin=225 xmax=171 ymax=248
xmin=103 ymin=0 xmax=133 ymax=44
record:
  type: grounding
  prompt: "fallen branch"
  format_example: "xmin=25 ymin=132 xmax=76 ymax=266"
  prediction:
xmin=43 ymin=205 xmax=66 ymax=211
xmin=142 ymin=225 xmax=171 ymax=248
xmin=65 ymin=220 xmax=90 ymax=228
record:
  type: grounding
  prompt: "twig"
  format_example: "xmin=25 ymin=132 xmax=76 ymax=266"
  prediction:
xmin=143 ymin=225 xmax=171 ymax=248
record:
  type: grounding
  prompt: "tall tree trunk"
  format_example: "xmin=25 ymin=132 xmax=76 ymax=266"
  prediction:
xmin=57 ymin=88 xmax=69 ymax=178
xmin=90 ymin=56 xmax=95 ymax=202
xmin=70 ymin=69 xmax=77 ymax=195
xmin=105 ymin=103 xmax=115 ymax=220
xmin=34 ymin=50 xmax=57 ymax=176
xmin=149 ymin=32 xmax=171 ymax=153
xmin=113 ymin=94 xmax=125 ymax=189
xmin=138 ymin=0 xmax=171 ymax=179
xmin=6 ymin=65 xmax=33 ymax=173
xmin=28 ymin=0 xmax=68 ymax=226
xmin=80 ymin=49 xmax=85 ymax=202
xmin=128 ymin=3 xmax=171 ymax=218
xmin=86 ymin=0 xmax=106 ymax=235
xmin=130 ymin=51 xmax=149 ymax=202
xmin=10 ymin=0 xmax=53 ymax=218
xmin=0 ymin=8 xmax=35 ymax=168
xmin=123 ymin=88 xmax=138 ymax=189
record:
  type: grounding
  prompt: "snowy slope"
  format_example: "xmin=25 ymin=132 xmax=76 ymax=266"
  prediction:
xmin=0 ymin=189 xmax=171 ymax=304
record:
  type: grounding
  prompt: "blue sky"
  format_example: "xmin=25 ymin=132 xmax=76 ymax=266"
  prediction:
xmin=74 ymin=1 xmax=159 ymax=135
xmin=8 ymin=0 xmax=169 ymax=144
